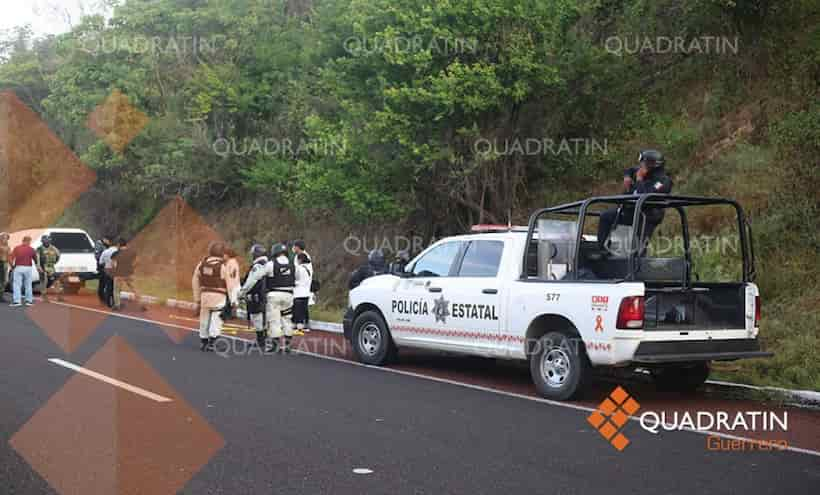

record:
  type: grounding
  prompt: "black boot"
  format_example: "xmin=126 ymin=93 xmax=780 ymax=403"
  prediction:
xmin=256 ymin=332 xmax=267 ymax=349
xmin=264 ymin=340 xmax=278 ymax=354
xmin=200 ymin=338 xmax=209 ymax=351
xmin=284 ymin=336 xmax=293 ymax=354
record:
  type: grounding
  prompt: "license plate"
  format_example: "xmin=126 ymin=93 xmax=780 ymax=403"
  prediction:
xmin=68 ymin=276 xmax=80 ymax=283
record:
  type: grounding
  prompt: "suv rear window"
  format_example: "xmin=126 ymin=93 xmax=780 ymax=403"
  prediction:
xmin=49 ymin=233 xmax=94 ymax=253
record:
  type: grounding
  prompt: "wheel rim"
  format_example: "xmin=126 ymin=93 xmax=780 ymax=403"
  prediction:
xmin=358 ymin=322 xmax=382 ymax=357
xmin=541 ymin=346 xmax=571 ymax=388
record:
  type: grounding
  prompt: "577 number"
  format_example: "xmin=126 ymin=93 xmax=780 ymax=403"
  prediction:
xmin=546 ymin=293 xmax=561 ymax=302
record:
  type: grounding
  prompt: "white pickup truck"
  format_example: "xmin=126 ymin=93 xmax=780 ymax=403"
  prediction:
xmin=344 ymin=194 xmax=771 ymax=400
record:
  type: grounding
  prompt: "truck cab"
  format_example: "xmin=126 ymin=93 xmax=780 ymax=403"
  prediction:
xmin=344 ymin=195 xmax=770 ymax=400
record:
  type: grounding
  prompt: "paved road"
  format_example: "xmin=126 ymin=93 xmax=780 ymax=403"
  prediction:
xmin=1 ymin=301 xmax=819 ymax=494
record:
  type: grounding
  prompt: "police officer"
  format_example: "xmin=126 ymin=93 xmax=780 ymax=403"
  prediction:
xmin=597 ymin=149 xmax=673 ymax=254
xmin=238 ymin=244 xmax=270 ymax=351
xmin=192 ymin=242 xmax=239 ymax=352
xmin=37 ymin=235 xmax=62 ymax=302
xmin=348 ymin=249 xmax=386 ymax=290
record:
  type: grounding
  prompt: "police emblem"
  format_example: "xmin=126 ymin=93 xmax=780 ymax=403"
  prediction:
xmin=433 ymin=295 xmax=451 ymax=324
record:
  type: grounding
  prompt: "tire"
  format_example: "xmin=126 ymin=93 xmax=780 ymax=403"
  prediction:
xmin=653 ymin=362 xmax=710 ymax=393
xmin=530 ymin=331 xmax=589 ymax=401
xmin=351 ymin=310 xmax=397 ymax=366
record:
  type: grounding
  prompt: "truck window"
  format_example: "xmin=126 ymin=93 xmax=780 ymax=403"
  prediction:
xmin=412 ymin=242 xmax=462 ymax=277
xmin=49 ymin=232 xmax=95 ymax=254
xmin=458 ymin=240 xmax=503 ymax=277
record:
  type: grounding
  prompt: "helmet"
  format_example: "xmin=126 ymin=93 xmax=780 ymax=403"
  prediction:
xmin=250 ymin=244 xmax=267 ymax=260
xmin=368 ymin=249 xmax=386 ymax=267
xmin=638 ymin=149 xmax=664 ymax=168
xmin=41 ymin=235 xmax=51 ymax=246
xmin=270 ymin=243 xmax=288 ymax=258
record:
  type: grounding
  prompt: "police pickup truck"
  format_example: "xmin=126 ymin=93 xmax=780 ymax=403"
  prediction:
xmin=344 ymin=195 xmax=771 ymax=400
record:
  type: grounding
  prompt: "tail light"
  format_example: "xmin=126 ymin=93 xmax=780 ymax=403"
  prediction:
xmin=755 ymin=295 xmax=761 ymax=327
xmin=617 ymin=296 xmax=645 ymax=329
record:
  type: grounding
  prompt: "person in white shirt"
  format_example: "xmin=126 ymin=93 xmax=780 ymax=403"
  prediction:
xmin=98 ymin=243 xmax=119 ymax=307
xmin=293 ymin=252 xmax=313 ymax=333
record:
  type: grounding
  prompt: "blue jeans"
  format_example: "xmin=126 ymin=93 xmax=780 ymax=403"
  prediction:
xmin=12 ymin=266 xmax=34 ymax=304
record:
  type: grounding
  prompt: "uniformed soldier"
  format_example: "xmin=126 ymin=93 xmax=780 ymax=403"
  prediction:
xmin=192 ymin=242 xmax=239 ymax=352
xmin=597 ymin=149 xmax=673 ymax=254
xmin=348 ymin=249 xmax=386 ymax=290
xmin=266 ymin=243 xmax=296 ymax=353
xmin=238 ymin=244 xmax=270 ymax=351
xmin=37 ymin=235 xmax=62 ymax=302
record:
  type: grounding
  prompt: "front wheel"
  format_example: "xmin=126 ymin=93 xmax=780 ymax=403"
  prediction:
xmin=351 ymin=310 xmax=397 ymax=366
xmin=530 ymin=332 xmax=589 ymax=401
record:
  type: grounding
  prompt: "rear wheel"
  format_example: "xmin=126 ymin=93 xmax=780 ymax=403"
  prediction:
xmin=351 ymin=310 xmax=397 ymax=365
xmin=653 ymin=362 xmax=710 ymax=392
xmin=530 ymin=331 xmax=589 ymax=401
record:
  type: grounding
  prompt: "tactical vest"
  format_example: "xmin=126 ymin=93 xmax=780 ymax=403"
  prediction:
xmin=267 ymin=258 xmax=295 ymax=293
xmin=245 ymin=259 xmax=269 ymax=313
xmin=39 ymin=246 xmax=60 ymax=274
xmin=199 ymin=257 xmax=227 ymax=294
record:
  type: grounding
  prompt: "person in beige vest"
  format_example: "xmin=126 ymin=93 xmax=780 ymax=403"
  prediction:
xmin=192 ymin=242 xmax=239 ymax=352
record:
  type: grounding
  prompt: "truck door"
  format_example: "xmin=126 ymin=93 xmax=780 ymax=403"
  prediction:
xmin=446 ymin=240 xmax=505 ymax=355
xmin=389 ymin=241 xmax=465 ymax=346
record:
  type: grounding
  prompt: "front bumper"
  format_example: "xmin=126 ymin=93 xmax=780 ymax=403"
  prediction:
xmin=343 ymin=307 xmax=355 ymax=340
xmin=632 ymin=338 xmax=773 ymax=364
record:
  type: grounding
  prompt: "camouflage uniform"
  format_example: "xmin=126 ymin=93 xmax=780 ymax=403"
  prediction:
xmin=38 ymin=245 xmax=62 ymax=301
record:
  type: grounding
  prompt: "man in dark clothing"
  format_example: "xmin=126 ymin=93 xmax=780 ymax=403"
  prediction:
xmin=110 ymin=238 xmax=146 ymax=311
xmin=597 ymin=149 xmax=673 ymax=255
xmin=349 ymin=249 xmax=387 ymax=290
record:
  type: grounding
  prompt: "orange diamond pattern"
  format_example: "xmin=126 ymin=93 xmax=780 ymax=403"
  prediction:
xmin=587 ymin=386 xmax=640 ymax=451
xmin=86 ymin=89 xmax=149 ymax=153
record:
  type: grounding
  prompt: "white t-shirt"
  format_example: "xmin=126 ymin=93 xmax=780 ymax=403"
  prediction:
xmin=294 ymin=263 xmax=313 ymax=298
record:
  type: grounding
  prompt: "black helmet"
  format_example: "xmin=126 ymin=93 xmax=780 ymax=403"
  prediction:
xmin=368 ymin=249 xmax=386 ymax=268
xmin=250 ymin=244 xmax=267 ymax=260
xmin=638 ymin=149 xmax=664 ymax=168
xmin=270 ymin=243 xmax=288 ymax=258
xmin=41 ymin=235 xmax=51 ymax=246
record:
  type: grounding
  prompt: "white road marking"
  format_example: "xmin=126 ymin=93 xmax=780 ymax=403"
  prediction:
xmin=353 ymin=468 xmax=374 ymax=475
xmin=48 ymin=300 xmax=820 ymax=458
xmin=48 ymin=358 xmax=173 ymax=403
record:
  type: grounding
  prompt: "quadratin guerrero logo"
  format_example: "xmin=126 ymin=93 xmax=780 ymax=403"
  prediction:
xmin=587 ymin=386 xmax=640 ymax=451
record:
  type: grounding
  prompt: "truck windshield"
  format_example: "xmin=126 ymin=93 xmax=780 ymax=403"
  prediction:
xmin=49 ymin=233 xmax=95 ymax=254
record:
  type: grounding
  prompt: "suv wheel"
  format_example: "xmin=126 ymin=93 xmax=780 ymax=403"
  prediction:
xmin=351 ymin=310 xmax=397 ymax=365
xmin=530 ymin=331 xmax=589 ymax=401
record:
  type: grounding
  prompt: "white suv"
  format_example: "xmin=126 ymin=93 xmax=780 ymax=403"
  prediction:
xmin=6 ymin=228 xmax=98 ymax=293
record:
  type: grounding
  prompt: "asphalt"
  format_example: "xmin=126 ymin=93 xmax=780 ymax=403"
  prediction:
xmin=1 ymin=301 xmax=819 ymax=495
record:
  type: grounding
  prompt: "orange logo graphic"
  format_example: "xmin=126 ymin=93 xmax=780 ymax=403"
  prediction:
xmin=587 ymin=386 xmax=640 ymax=451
